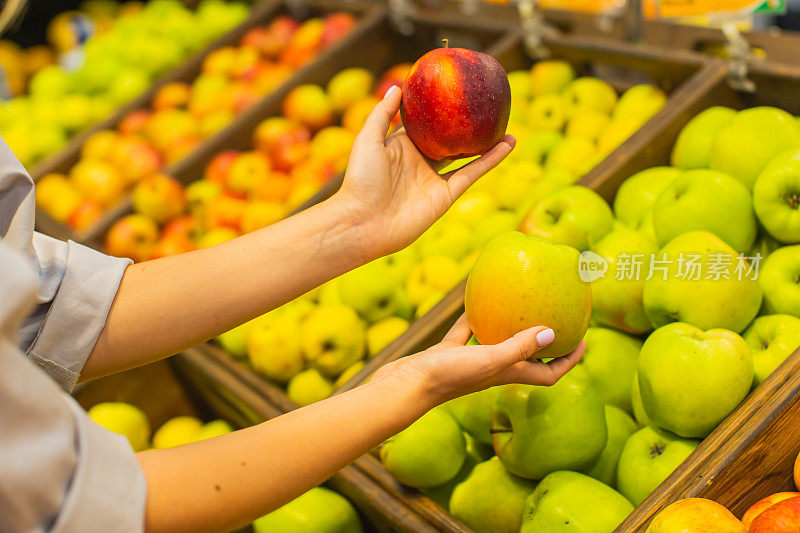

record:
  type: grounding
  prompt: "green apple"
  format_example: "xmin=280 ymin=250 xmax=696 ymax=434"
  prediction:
xmin=491 ymin=160 xmax=543 ymax=210
xmin=421 ymin=432 xmax=490 ymax=509
xmin=613 ymin=84 xmax=667 ymax=124
xmin=596 ymin=117 xmax=642 ymax=158
xmin=753 ymin=148 xmax=800 ymax=243
xmin=512 ymin=129 xmax=564 ymax=165
xmin=529 ymin=60 xmax=575 ymax=97
xmin=710 ymin=106 xmax=800 ymax=190
xmin=339 ymin=261 xmax=401 ymax=323
xmin=449 ymin=192 xmax=498 ymax=229
xmin=519 ymin=186 xmax=614 ymax=251
xmin=583 ymin=405 xmax=638 ymax=487
xmin=217 ymin=319 xmax=255 ymax=358
xmin=287 ymin=368 xmax=334 ymax=406
xmin=380 ymin=408 xmax=466 ymax=488
xmin=639 ymin=322 xmax=753 ymax=438
xmin=333 ymin=361 xmax=365 ymax=389
xmin=612 ymin=166 xmax=681 ymax=228
xmin=471 ymin=211 xmax=518 ymax=250
xmin=566 ymin=108 xmax=610 ymax=143
xmin=520 ymin=471 xmax=633 ymax=532
xmin=406 ymin=255 xmax=461 ymax=306
xmin=450 ymin=457 xmax=536 ymax=533
xmin=248 ymin=315 xmax=304 ymax=384
xmin=751 ymin=231 xmax=782 ymax=258
xmin=528 ymin=93 xmax=566 ymax=131
xmin=670 ymin=106 xmax=735 ymax=169
xmin=301 ymin=305 xmax=365 ymax=377
xmin=562 ymin=77 xmax=618 ymax=116
xmin=465 ymin=232 xmax=591 ymax=358
xmin=417 ymin=220 xmax=472 ymax=261
xmin=87 ymin=402 xmax=150 ymax=451
xmin=591 ymin=226 xmax=658 ymax=334
xmin=508 ymin=69 xmax=532 ymax=103
xmin=253 ymin=487 xmax=362 ymax=533
xmin=642 ymin=231 xmax=763 ymax=333
xmin=544 ymin=136 xmax=596 ymax=178
xmin=414 ymin=290 xmax=446 ymax=319
xmin=318 ymin=278 xmax=343 ymax=306
xmin=652 ymin=169 xmax=756 ymax=252
xmin=197 ymin=419 xmax=233 ymax=440
xmin=760 ymin=245 xmax=800 ymax=316
xmin=366 ymin=316 xmax=409 ymax=357
xmin=443 ymin=386 xmax=504 ymax=445
xmin=578 ymin=328 xmax=642 ymax=413
xmin=616 ymin=426 xmax=699 ymax=505
xmin=493 ymin=374 xmax=607 ymax=479
xmin=744 ymin=314 xmax=800 ymax=385
xmin=152 ymin=416 xmax=203 ymax=449
xmin=631 ymin=372 xmax=655 ymax=427
xmin=378 ymin=245 xmax=418 ymax=281
xmin=393 ymin=288 xmax=414 ymax=321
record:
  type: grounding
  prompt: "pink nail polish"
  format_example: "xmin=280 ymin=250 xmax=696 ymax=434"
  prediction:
xmin=536 ymin=328 xmax=555 ymax=347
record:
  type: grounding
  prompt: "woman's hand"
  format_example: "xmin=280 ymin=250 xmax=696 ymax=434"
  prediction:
xmin=334 ymin=86 xmax=515 ymax=260
xmin=372 ymin=314 xmax=586 ymax=406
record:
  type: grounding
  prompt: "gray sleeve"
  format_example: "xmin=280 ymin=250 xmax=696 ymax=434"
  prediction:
xmin=0 ymin=243 xmax=146 ymax=533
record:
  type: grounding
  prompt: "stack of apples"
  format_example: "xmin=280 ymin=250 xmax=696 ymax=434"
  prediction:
xmin=3 ymin=0 xmax=251 ymax=169
xmin=97 ymin=63 xmax=407 ymax=263
xmin=377 ymin=103 xmax=800 ymax=533
xmin=36 ymin=11 xmax=358 ymax=232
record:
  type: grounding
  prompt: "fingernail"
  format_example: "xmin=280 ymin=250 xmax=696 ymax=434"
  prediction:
xmin=536 ymin=328 xmax=555 ymax=347
xmin=384 ymin=85 xmax=399 ymax=99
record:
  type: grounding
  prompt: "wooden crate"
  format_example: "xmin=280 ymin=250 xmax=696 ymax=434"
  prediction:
xmin=34 ymin=0 xmax=386 ymax=244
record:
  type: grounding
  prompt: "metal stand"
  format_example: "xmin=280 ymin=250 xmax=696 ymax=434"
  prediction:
xmin=518 ymin=0 xmax=549 ymax=58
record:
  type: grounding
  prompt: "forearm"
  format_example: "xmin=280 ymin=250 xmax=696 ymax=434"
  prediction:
xmin=137 ymin=372 xmax=434 ymax=533
xmin=84 ymin=197 xmax=370 ymax=381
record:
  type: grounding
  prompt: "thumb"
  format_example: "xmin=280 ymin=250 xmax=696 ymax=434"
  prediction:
xmin=357 ymin=85 xmax=401 ymax=146
xmin=488 ymin=326 xmax=555 ymax=368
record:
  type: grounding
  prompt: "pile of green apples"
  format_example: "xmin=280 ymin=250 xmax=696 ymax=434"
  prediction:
xmin=1 ymin=0 xmax=249 ymax=168
xmin=378 ymin=105 xmax=800 ymax=533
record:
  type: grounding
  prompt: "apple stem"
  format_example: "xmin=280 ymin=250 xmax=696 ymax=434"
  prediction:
xmin=489 ymin=428 xmax=511 ymax=434
xmin=442 ymin=38 xmax=449 ymax=48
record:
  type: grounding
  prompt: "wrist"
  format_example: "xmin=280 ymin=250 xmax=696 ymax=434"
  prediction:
xmin=368 ymin=358 xmax=442 ymax=414
xmin=322 ymin=193 xmax=383 ymax=265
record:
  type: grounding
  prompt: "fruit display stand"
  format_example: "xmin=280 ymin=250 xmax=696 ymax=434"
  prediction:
xmin=33 ymin=0 xmax=385 ymax=244
xmin=75 ymin=350 xmax=445 ymax=532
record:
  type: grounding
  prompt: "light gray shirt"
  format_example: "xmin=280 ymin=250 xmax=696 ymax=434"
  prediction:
xmin=0 ymin=137 xmax=147 ymax=532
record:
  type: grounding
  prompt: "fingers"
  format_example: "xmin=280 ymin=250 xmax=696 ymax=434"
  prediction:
xmin=441 ymin=134 xmax=516 ymax=198
xmin=358 ymin=85 xmax=402 ymax=146
xmin=440 ymin=314 xmax=473 ymax=347
xmin=503 ymin=340 xmax=586 ymax=386
xmin=488 ymin=325 xmax=554 ymax=368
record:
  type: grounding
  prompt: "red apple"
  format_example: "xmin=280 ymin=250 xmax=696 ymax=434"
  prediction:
xmin=162 ymin=214 xmax=201 ymax=241
xmin=374 ymin=63 xmax=411 ymax=99
xmin=240 ymin=201 xmax=286 ymax=233
xmin=206 ymin=193 xmax=247 ymax=230
xmin=320 ymin=12 xmax=356 ymax=48
xmin=131 ymin=174 xmax=186 ymax=224
xmin=253 ymin=117 xmax=310 ymax=172
xmin=744 ymin=493 xmax=800 ymax=530
xmin=400 ymin=46 xmax=510 ymax=160
xmin=252 ymin=171 xmax=292 ymax=203
xmin=81 ymin=130 xmax=119 ymax=161
xmin=68 ymin=200 xmax=103 ymax=231
xmin=118 ymin=110 xmax=152 ymax=137
xmin=105 ymin=214 xmax=159 ymax=262
xmin=108 ymin=136 xmax=163 ymax=184
xmin=795 ymin=450 xmax=800 ymax=491
xmin=289 ymin=159 xmax=333 ymax=186
xmin=648 ymin=498 xmax=745 ymax=533
xmin=282 ymin=84 xmax=334 ymax=131
xmin=202 ymin=46 xmax=238 ymax=77
xmin=153 ymin=82 xmax=191 ymax=111
xmin=163 ymin=134 xmax=202 ymax=165
xmin=70 ymin=160 xmax=126 ymax=207
xmin=149 ymin=234 xmax=196 ymax=260
xmin=205 ymin=150 xmax=240 ymax=185
xmin=259 ymin=16 xmax=299 ymax=58
xmin=750 ymin=496 xmax=800 ymax=532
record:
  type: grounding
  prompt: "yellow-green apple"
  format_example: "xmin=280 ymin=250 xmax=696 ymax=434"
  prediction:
xmin=240 ymin=201 xmax=286 ymax=234
xmin=491 ymin=161 xmax=543 ymax=211
xmin=327 ymin=67 xmax=374 ymax=112
xmin=339 ymin=261 xmax=402 ymax=323
xmin=529 ymin=59 xmax=575 ymax=97
xmin=248 ymin=315 xmax=304 ymax=383
xmin=366 ymin=317 xmax=409 ymax=357
xmin=196 ymin=419 xmax=233 ymax=441
xmin=519 ymin=186 xmax=614 ymax=252
xmin=70 ymin=159 xmax=125 ymax=207
xmin=196 ymin=227 xmax=239 ymax=249
xmin=752 ymin=231 xmax=782 ymax=258
xmin=282 ymin=84 xmax=334 ymax=131
xmin=493 ymin=374 xmax=606 ymax=479
xmin=253 ymin=487 xmax=362 ymax=533
xmin=743 ymin=493 xmax=800 ymax=529
xmin=393 ymin=288 xmax=414 ymax=321
xmin=217 ymin=319 xmax=256 ymax=359
xmin=671 ymin=106 xmax=736 ymax=169
xmin=420 ymin=432 xmax=488 ymax=509
xmin=562 ymin=76 xmax=618 ymax=116
xmin=582 ymin=405 xmax=638 ymax=486
xmin=400 ymin=46 xmax=510 ymax=160
xmin=144 ymin=109 xmax=199 ymax=151
xmin=471 ymin=211 xmax=519 ymax=251
xmin=652 ymin=169 xmax=756 ymax=252
xmin=638 ymin=322 xmax=753 ymax=438
xmin=566 ymin=108 xmax=610 ymax=142
xmin=642 ymin=231 xmax=763 ymax=332
xmin=414 ymin=291 xmax=445 ymax=319
xmin=449 ymin=192 xmax=498 ymax=228
xmin=544 ymin=136 xmax=596 ymax=178
xmin=228 ymin=151 xmax=271 ymax=194
xmin=750 ymin=497 xmax=800 ymax=532
xmin=417 ymin=220 xmax=473 ymax=260
xmin=612 ymin=84 xmax=667 ymax=123
xmin=744 ymin=314 xmax=800 ymax=385
xmin=520 ymin=471 xmax=633 ymax=533
xmin=109 ymin=136 xmax=164 ymax=184
xmin=591 ymin=226 xmax=657 ymax=334
xmin=81 ymin=129 xmax=119 ymax=161
xmin=450 ymin=456 xmax=536 ymax=533
xmin=131 ymin=174 xmax=186 ymax=224
xmin=647 ymin=498 xmax=745 ymax=533
xmin=87 ymin=402 xmax=150 ymax=451
xmin=35 ymin=173 xmax=81 ymax=223
xmin=612 ymin=166 xmax=681 ymax=229
xmin=443 ymin=386 xmax=503 ymax=445
xmin=616 ymin=426 xmax=700 ymax=505
xmin=381 ymin=408 xmax=466 ymax=488
xmin=378 ymin=245 xmax=418 ymax=281
xmin=287 ymin=368 xmax=333 ymax=406
xmin=153 ymin=81 xmax=191 ymax=111
xmin=334 ymin=361 xmax=365 ymax=389
xmin=309 ymin=126 xmax=355 ymax=172
xmin=753 ymin=148 xmax=800 ymax=243
xmin=631 ymin=371 xmax=655 ymax=427
xmin=301 ymin=305 xmax=365 ymax=377
xmin=710 ymin=106 xmax=800 ymax=190
xmin=507 ymin=69 xmax=531 ymax=103
xmin=343 ymin=96 xmax=379 ymax=133
xmin=406 ymin=255 xmax=461 ymax=306
xmin=596 ymin=116 xmax=642 ymax=157
xmin=105 ymin=214 xmax=159 ymax=262
xmin=578 ymin=327 xmax=641 ymax=412
xmin=466 ymin=231 xmax=591 ymax=357
xmin=760 ymin=245 xmax=800 ymax=316
xmin=513 ymin=129 xmax=564 ymax=165
xmin=527 ymin=93 xmax=566 ymax=131
xmin=152 ymin=416 xmax=202 ymax=449
xmin=204 ymin=150 xmax=240 ymax=185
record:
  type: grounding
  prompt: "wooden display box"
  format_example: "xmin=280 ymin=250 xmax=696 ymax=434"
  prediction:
xmin=34 ymin=0 xmax=386 ymax=244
